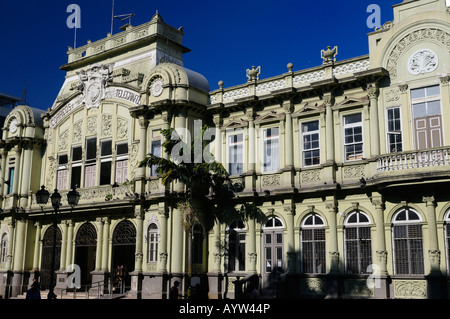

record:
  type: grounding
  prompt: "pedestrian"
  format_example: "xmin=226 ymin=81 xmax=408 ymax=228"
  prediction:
xmin=26 ymin=280 xmax=41 ymax=300
xmin=169 ymin=280 xmax=182 ymax=300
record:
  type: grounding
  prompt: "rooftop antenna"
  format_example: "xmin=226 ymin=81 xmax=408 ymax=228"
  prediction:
xmin=22 ymin=80 xmax=28 ymax=105
xmin=114 ymin=13 xmax=135 ymax=31
xmin=110 ymin=0 xmax=115 ymax=35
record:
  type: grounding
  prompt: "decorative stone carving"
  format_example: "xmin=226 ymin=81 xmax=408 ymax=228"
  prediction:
xmin=407 ymin=49 xmax=438 ymax=75
xmin=261 ymin=174 xmax=281 ymax=187
xmin=77 ymin=63 xmax=114 ymax=109
xmin=301 ymin=169 xmax=321 ymax=183
xmin=321 ymin=46 xmax=338 ymax=64
xmin=101 ymin=114 xmax=113 ymax=137
xmin=293 ymin=70 xmax=326 ymax=85
xmin=72 ymin=120 xmax=83 ymax=144
xmin=58 ymin=130 xmax=69 ymax=151
xmin=386 ymin=28 xmax=450 ymax=78
xmin=246 ymin=66 xmax=261 ymax=81
xmin=86 ymin=116 xmax=97 ymax=136
xmin=46 ymin=157 xmax=56 ymax=190
xmin=333 ymin=60 xmax=370 ymax=76
xmin=344 ymin=279 xmax=373 ymax=296
xmin=300 ymin=278 xmax=327 ymax=295
xmin=150 ymin=78 xmax=164 ymax=97
xmin=255 ymin=80 xmax=286 ymax=94
xmin=394 ymin=280 xmax=427 ymax=299
xmin=384 ymin=89 xmax=400 ymax=103
xmin=343 ymin=165 xmax=365 ymax=179
xmin=117 ymin=118 xmax=128 ymax=139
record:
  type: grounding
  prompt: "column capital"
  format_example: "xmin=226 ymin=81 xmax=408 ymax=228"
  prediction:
xmin=367 ymin=84 xmax=379 ymax=99
xmin=138 ymin=117 xmax=149 ymax=128
xmin=422 ymin=195 xmax=435 ymax=206
xmin=323 ymin=93 xmax=335 ymax=107
xmin=325 ymin=202 xmax=337 ymax=212
xmin=398 ymin=84 xmax=409 ymax=93
xmin=371 ymin=198 xmax=384 ymax=209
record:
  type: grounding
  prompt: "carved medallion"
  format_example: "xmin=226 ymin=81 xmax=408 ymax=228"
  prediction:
xmin=9 ymin=119 xmax=17 ymax=133
xmin=408 ymin=49 xmax=438 ymax=75
xmin=150 ymin=79 xmax=164 ymax=97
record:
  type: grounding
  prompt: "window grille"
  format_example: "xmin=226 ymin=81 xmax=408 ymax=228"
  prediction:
xmin=301 ymin=214 xmax=326 ymax=274
xmin=392 ymin=208 xmax=424 ymax=275
xmin=344 ymin=211 xmax=372 ymax=274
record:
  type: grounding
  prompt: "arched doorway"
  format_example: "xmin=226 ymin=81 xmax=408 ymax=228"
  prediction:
xmin=75 ymin=223 xmax=97 ymax=287
xmin=111 ymin=220 xmax=136 ymax=293
xmin=40 ymin=225 xmax=62 ymax=290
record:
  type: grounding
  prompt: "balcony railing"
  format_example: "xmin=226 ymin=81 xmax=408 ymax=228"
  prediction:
xmin=376 ymin=147 xmax=450 ymax=172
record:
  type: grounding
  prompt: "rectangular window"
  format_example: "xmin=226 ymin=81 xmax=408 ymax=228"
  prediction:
xmin=57 ymin=154 xmax=68 ymax=190
xmin=387 ymin=107 xmax=403 ymax=153
xmin=228 ymin=133 xmax=244 ymax=176
xmin=99 ymin=140 xmax=112 ymax=185
xmin=84 ymin=138 xmax=97 ymax=187
xmin=150 ymin=140 xmax=161 ymax=176
xmin=7 ymin=167 xmax=14 ymax=195
xmin=302 ymin=121 xmax=320 ymax=166
xmin=262 ymin=127 xmax=279 ymax=172
xmin=115 ymin=143 xmax=129 ymax=184
xmin=71 ymin=146 xmax=82 ymax=189
xmin=343 ymin=113 xmax=363 ymax=161
xmin=411 ymin=85 xmax=442 ymax=149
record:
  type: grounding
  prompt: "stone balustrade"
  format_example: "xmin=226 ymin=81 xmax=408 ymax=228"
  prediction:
xmin=376 ymin=147 xmax=450 ymax=172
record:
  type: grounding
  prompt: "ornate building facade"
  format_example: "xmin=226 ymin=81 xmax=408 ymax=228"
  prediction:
xmin=1 ymin=0 xmax=450 ymax=299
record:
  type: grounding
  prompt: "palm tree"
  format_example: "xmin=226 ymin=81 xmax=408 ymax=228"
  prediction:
xmin=139 ymin=124 xmax=229 ymax=280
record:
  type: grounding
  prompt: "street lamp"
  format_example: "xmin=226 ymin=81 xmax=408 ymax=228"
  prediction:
xmin=35 ymin=185 xmax=80 ymax=299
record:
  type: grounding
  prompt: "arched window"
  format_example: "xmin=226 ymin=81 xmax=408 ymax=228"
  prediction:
xmin=344 ymin=211 xmax=372 ymax=274
xmin=226 ymin=220 xmax=246 ymax=272
xmin=392 ymin=208 xmax=424 ymax=275
xmin=147 ymin=223 xmax=159 ymax=263
xmin=301 ymin=214 xmax=326 ymax=274
xmin=0 ymin=233 xmax=8 ymax=264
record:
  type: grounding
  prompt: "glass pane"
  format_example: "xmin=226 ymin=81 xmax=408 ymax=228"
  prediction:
xmin=72 ymin=146 xmax=82 ymax=161
xmin=413 ymin=103 xmax=427 ymax=118
xmin=427 ymin=100 xmax=441 ymax=116
xmin=58 ymin=155 xmax=68 ymax=165
xmin=359 ymin=213 xmax=369 ymax=223
xmin=86 ymin=138 xmax=97 ymax=160
xmin=265 ymin=234 xmax=271 ymax=244
xmin=411 ymin=88 xmax=425 ymax=99
xmin=408 ymin=210 xmax=420 ymax=221
xmin=344 ymin=113 xmax=362 ymax=125
xmin=426 ymin=85 xmax=440 ymax=97
xmin=304 ymin=215 xmax=313 ymax=226
xmin=116 ymin=143 xmax=128 ymax=155
xmin=101 ymin=140 xmax=112 ymax=157
xmin=396 ymin=210 xmax=407 ymax=221
xmin=302 ymin=121 xmax=319 ymax=133
xmin=100 ymin=161 xmax=112 ymax=185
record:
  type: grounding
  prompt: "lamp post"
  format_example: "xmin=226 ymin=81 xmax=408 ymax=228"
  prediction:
xmin=35 ymin=185 xmax=80 ymax=299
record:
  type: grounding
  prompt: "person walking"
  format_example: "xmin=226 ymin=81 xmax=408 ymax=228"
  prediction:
xmin=26 ymin=280 xmax=41 ymax=300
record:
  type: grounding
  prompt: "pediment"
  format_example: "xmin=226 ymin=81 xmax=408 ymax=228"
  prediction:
xmin=334 ymin=96 xmax=368 ymax=108
xmin=292 ymin=103 xmax=324 ymax=117
xmin=221 ymin=118 xmax=248 ymax=130
xmin=254 ymin=112 xmax=285 ymax=124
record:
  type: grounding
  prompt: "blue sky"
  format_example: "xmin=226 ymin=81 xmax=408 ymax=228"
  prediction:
xmin=0 ymin=0 xmax=397 ymax=110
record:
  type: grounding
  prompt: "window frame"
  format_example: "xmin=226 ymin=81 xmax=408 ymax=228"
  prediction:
xmin=226 ymin=220 xmax=246 ymax=272
xmin=386 ymin=106 xmax=403 ymax=153
xmin=391 ymin=208 xmax=424 ymax=275
xmin=344 ymin=211 xmax=372 ymax=274
xmin=227 ymin=130 xmax=245 ymax=176
xmin=261 ymin=126 xmax=280 ymax=173
xmin=301 ymin=213 xmax=326 ymax=274
xmin=147 ymin=223 xmax=159 ymax=263
xmin=343 ymin=113 xmax=364 ymax=162
xmin=301 ymin=120 xmax=320 ymax=167
xmin=99 ymin=140 xmax=112 ymax=186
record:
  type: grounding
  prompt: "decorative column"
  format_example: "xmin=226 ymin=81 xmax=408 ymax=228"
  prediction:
xmin=161 ymin=111 xmax=171 ymax=161
xmin=212 ymin=219 xmax=221 ymax=273
xmin=283 ymin=102 xmax=294 ymax=169
xmin=324 ymin=94 xmax=335 ymax=163
xmin=136 ymin=117 xmax=149 ymax=194
xmin=247 ymin=107 xmax=256 ymax=173
xmin=326 ymin=202 xmax=339 ymax=274
xmin=101 ymin=218 xmax=110 ymax=272
xmin=5 ymin=221 xmax=14 ymax=271
xmin=212 ymin=115 xmax=222 ymax=165
xmin=19 ymin=144 xmax=33 ymax=208
xmin=285 ymin=203 xmax=296 ymax=273
xmin=134 ymin=208 xmax=144 ymax=272
xmin=372 ymin=199 xmax=388 ymax=275
xmin=65 ymin=220 xmax=74 ymax=268
xmin=11 ymin=217 xmax=26 ymax=297
xmin=94 ymin=218 xmax=103 ymax=271
xmin=0 ymin=150 xmax=7 ymax=201
xmin=158 ymin=207 xmax=168 ymax=272
xmin=247 ymin=204 xmax=257 ymax=274
xmin=32 ymin=222 xmax=41 ymax=271
xmin=12 ymin=146 xmax=22 ymax=196
xmin=398 ymin=84 xmax=411 ymax=150
xmin=368 ymin=85 xmax=380 ymax=157
xmin=423 ymin=196 xmax=441 ymax=275
xmin=59 ymin=221 xmax=68 ymax=271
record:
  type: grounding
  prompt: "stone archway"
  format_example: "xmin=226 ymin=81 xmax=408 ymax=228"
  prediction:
xmin=75 ymin=223 xmax=97 ymax=287
xmin=111 ymin=220 xmax=136 ymax=293
xmin=40 ymin=225 xmax=62 ymax=290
